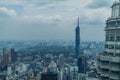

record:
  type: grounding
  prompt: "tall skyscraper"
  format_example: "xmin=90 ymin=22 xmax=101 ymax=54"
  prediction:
xmin=75 ymin=18 xmax=87 ymax=80
xmin=98 ymin=0 xmax=120 ymax=80
xmin=11 ymin=48 xmax=17 ymax=63
xmin=75 ymin=17 xmax=80 ymax=57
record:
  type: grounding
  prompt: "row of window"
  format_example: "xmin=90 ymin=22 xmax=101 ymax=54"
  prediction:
xmin=103 ymin=51 xmax=120 ymax=57
xmin=106 ymin=21 xmax=120 ymax=27
xmin=106 ymin=36 xmax=120 ymax=41
xmin=106 ymin=30 xmax=120 ymax=35
xmin=105 ymin=44 xmax=120 ymax=50
xmin=106 ymin=30 xmax=115 ymax=33
xmin=105 ymin=44 xmax=114 ymax=49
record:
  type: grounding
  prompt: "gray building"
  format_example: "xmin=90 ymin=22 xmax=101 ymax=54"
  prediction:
xmin=98 ymin=0 xmax=120 ymax=80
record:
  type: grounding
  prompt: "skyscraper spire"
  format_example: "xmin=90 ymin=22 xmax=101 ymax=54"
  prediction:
xmin=78 ymin=17 xmax=79 ymax=27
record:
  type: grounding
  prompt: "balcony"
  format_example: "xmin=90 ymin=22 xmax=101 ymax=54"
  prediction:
xmin=105 ymin=41 xmax=115 ymax=45
xmin=105 ymin=26 xmax=120 ymax=30
xmin=97 ymin=69 xmax=101 ymax=74
xmin=116 ymin=42 xmax=120 ymax=44
xmin=110 ymin=65 xmax=120 ymax=71
xmin=110 ymin=56 xmax=120 ymax=63
xmin=104 ymin=49 xmax=114 ymax=53
xmin=100 ymin=63 xmax=109 ymax=69
xmin=99 ymin=55 xmax=109 ymax=61
xmin=109 ymin=74 xmax=120 ymax=80
xmin=100 ymin=71 xmax=109 ymax=77
xmin=97 ymin=67 xmax=102 ymax=74
xmin=115 ymin=50 xmax=120 ymax=53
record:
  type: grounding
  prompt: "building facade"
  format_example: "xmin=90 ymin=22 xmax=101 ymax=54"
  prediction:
xmin=98 ymin=0 xmax=120 ymax=80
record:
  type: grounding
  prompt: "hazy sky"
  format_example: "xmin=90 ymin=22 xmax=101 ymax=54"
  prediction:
xmin=0 ymin=0 xmax=114 ymax=41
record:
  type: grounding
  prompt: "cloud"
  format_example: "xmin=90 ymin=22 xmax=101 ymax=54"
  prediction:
xmin=0 ymin=7 xmax=16 ymax=17
xmin=0 ymin=0 xmax=114 ymax=41
xmin=22 ymin=15 xmax=62 ymax=24
xmin=79 ymin=8 xmax=110 ymax=25
xmin=87 ymin=0 xmax=113 ymax=9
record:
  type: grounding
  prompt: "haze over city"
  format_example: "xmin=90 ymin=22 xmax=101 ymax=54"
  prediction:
xmin=0 ymin=0 xmax=120 ymax=80
xmin=0 ymin=0 xmax=114 ymax=41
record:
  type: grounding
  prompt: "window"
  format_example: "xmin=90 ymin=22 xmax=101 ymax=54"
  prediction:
xmin=108 ymin=45 xmax=114 ymax=49
xmin=106 ymin=22 xmax=116 ymax=27
xmin=106 ymin=30 xmax=115 ymax=41
xmin=106 ymin=23 xmax=112 ymax=27
xmin=106 ymin=36 xmax=109 ymax=41
xmin=117 ymin=30 xmax=120 ymax=35
xmin=116 ymin=45 xmax=120 ymax=50
xmin=105 ymin=44 xmax=114 ymax=49
xmin=110 ymin=36 xmax=115 ymax=41
xmin=115 ymin=53 xmax=120 ymax=57
xmin=108 ymin=53 xmax=113 ymax=56
xmin=116 ymin=36 xmax=120 ymax=41
xmin=105 ymin=44 xmax=108 ymax=48
xmin=106 ymin=35 xmax=115 ymax=41
xmin=110 ymin=22 xmax=116 ymax=26
xmin=117 ymin=21 xmax=120 ymax=25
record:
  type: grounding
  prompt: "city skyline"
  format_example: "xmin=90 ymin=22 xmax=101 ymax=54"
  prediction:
xmin=0 ymin=0 xmax=114 ymax=41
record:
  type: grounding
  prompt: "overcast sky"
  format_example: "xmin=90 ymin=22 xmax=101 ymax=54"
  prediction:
xmin=0 ymin=0 xmax=115 ymax=41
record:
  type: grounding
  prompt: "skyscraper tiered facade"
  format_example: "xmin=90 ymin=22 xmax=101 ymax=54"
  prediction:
xmin=98 ymin=1 xmax=120 ymax=80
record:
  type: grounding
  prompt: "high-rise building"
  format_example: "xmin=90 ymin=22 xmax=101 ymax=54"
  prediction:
xmin=75 ymin=18 xmax=87 ymax=80
xmin=11 ymin=48 xmax=17 ymax=63
xmin=98 ymin=0 xmax=120 ymax=80
xmin=58 ymin=54 xmax=64 ymax=67
xmin=78 ymin=55 xmax=87 ymax=74
xmin=2 ymin=47 xmax=9 ymax=65
xmin=75 ymin=17 xmax=80 ymax=57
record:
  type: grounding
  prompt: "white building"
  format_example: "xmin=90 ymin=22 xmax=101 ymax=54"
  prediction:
xmin=70 ymin=66 xmax=78 ymax=80
xmin=7 ymin=66 xmax=12 ymax=76
xmin=16 ymin=63 xmax=29 ymax=74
